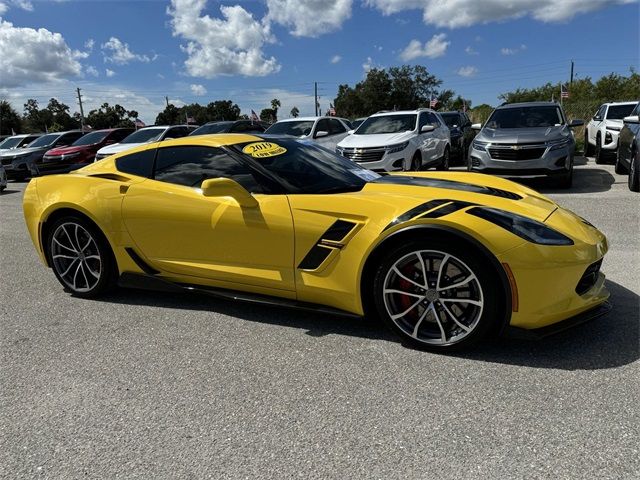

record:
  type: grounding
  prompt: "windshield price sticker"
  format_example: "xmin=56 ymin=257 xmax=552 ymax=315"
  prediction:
xmin=242 ymin=142 xmax=287 ymax=158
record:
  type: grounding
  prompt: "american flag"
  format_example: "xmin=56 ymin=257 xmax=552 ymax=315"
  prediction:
xmin=186 ymin=116 xmax=196 ymax=124
xmin=561 ymin=84 xmax=569 ymax=99
xmin=134 ymin=118 xmax=146 ymax=128
xmin=250 ymin=109 xmax=260 ymax=123
xmin=328 ymin=104 xmax=336 ymax=116
xmin=430 ymin=96 xmax=438 ymax=108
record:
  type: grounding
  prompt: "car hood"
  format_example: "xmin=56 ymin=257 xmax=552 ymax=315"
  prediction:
xmin=45 ymin=145 xmax=89 ymax=156
xmin=477 ymin=126 xmax=569 ymax=144
xmin=603 ymin=119 xmax=624 ymax=127
xmin=0 ymin=145 xmax=49 ymax=157
xmin=96 ymin=142 xmax=146 ymax=156
xmin=337 ymin=131 xmax=415 ymax=148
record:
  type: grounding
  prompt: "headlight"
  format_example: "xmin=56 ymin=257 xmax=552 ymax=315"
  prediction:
xmin=471 ymin=139 xmax=488 ymax=151
xmin=62 ymin=152 xmax=81 ymax=159
xmin=468 ymin=207 xmax=574 ymax=245
xmin=386 ymin=141 xmax=409 ymax=154
xmin=335 ymin=147 xmax=344 ymax=155
xmin=548 ymin=138 xmax=571 ymax=151
xmin=606 ymin=126 xmax=621 ymax=131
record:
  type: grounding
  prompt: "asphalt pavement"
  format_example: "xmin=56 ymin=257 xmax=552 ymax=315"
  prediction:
xmin=1 ymin=158 xmax=638 ymax=479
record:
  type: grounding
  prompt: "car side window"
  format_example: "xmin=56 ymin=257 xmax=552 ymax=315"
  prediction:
xmin=230 ymin=122 xmax=247 ymax=133
xmin=59 ymin=132 xmax=83 ymax=145
xmin=329 ymin=119 xmax=347 ymax=135
xmin=110 ymin=130 xmax=131 ymax=142
xmin=315 ymin=119 xmax=331 ymax=137
xmin=426 ymin=113 xmax=440 ymax=127
xmin=153 ymin=146 xmax=264 ymax=192
xmin=116 ymin=149 xmax=156 ymax=178
xmin=245 ymin=123 xmax=265 ymax=133
xmin=418 ymin=113 xmax=429 ymax=130
xmin=167 ymin=127 xmax=189 ymax=139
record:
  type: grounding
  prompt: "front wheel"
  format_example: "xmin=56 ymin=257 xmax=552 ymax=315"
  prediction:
xmin=629 ymin=150 xmax=640 ymax=192
xmin=595 ymin=134 xmax=605 ymax=164
xmin=408 ymin=152 xmax=421 ymax=171
xmin=584 ymin=131 xmax=593 ymax=156
xmin=372 ymin=240 xmax=501 ymax=351
xmin=47 ymin=216 xmax=117 ymax=298
xmin=437 ymin=146 xmax=450 ymax=171
xmin=614 ymin=151 xmax=627 ymax=174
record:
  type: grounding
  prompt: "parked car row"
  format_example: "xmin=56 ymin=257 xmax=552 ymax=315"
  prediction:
xmin=615 ymin=101 xmax=640 ymax=191
xmin=585 ymin=101 xmax=638 ymax=164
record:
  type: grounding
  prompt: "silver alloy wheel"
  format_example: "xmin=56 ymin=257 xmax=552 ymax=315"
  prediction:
xmin=382 ymin=249 xmax=484 ymax=346
xmin=51 ymin=222 xmax=102 ymax=293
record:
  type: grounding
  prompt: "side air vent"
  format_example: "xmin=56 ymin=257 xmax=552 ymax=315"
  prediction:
xmin=298 ymin=245 xmax=333 ymax=270
xmin=297 ymin=219 xmax=358 ymax=271
xmin=322 ymin=220 xmax=357 ymax=242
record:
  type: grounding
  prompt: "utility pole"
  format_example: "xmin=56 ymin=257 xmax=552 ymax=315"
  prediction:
xmin=165 ymin=96 xmax=170 ymax=108
xmin=76 ymin=87 xmax=86 ymax=132
xmin=314 ymin=82 xmax=318 ymax=116
xmin=570 ymin=60 xmax=574 ymax=86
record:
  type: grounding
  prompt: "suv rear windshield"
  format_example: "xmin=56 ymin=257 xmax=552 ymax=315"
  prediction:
xmin=72 ymin=131 xmax=109 ymax=146
xmin=606 ymin=104 xmax=637 ymax=119
xmin=486 ymin=106 xmax=564 ymax=129
xmin=0 ymin=137 xmax=25 ymax=149
xmin=190 ymin=123 xmax=233 ymax=135
xmin=439 ymin=113 xmax=460 ymax=128
xmin=356 ymin=114 xmax=417 ymax=134
xmin=27 ymin=133 xmax=60 ymax=148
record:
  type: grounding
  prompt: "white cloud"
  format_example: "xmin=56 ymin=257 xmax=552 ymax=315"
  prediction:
xmin=366 ymin=0 xmax=635 ymax=28
xmin=190 ymin=83 xmax=207 ymax=96
xmin=501 ymin=44 xmax=527 ymax=55
xmin=0 ymin=19 xmax=83 ymax=88
xmin=399 ymin=33 xmax=449 ymax=61
xmin=456 ymin=65 xmax=478 ymax=77
xmin=13 ymin=0 xmax=33 ymax=11
xmin=265 ymin=0 xmax=352 ymax=37
xmin=168 ymin=0 xmax=279 ymax=78
xmin=362 ymin=56 xmax=378 ymax=73
xmin=84 ymin=38 xmax=95 ymax=51
xmin=0 ymin=3 xmax=7 ymax=15
xmin=85 ymin=65 xmax=99 ymax=77
xmin=465 ymin=46 xmax=478 ymax=55
xmin=330 ymin=54 xmax=342 ymax=64
xmin=105 ymin=68 xmax=115 ymax=77
xmin=101 ymin=37 xmax=151 ymax=65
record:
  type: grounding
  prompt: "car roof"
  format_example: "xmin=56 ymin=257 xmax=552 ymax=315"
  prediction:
xmin=275 ymin=116 xmax=349 ymax=123
xmin=497 ymin=102 xmax=561 ymax=109
xmin=603 ymin=101 xmax=638 ymax=107
xmin=6 ymin=133 xmax=42 ymax=138
xmin=370 ymin=109 xmax=430 ymax=117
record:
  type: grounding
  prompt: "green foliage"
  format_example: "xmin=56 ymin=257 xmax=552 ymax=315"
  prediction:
xmin=21 ymin=98 xmax=79 ymax=133
xmin=86 ymin=103 xmax=138 ymax=129
xmin=155 ymin=100 xmax=241 ymax=125
xmin=468 ymin=104 xmax=493 ymax=124
xmin=290 ymin=106 xmax=299 ymax=118
xmin=0 ymin=100 xmax=23 ymax=135
xmin=334 ymin=65 xmax=457 ymax=118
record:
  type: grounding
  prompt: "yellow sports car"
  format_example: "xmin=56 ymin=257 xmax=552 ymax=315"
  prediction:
xmin=23 ymin=134 xmax=610 ymax=351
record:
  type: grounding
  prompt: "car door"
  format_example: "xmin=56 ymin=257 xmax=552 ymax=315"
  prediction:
xmin=328 ymin=119 xmax=349 ymax=146
xmin=312 ymin=118 xmax=335 ymax=149
xmin=120 ymin=145 xmax=296 ymax=295
xmin=417 ymin=112 xmax=441 ymax=163
xmin=589 ymin=105 xmax=605 ymax=144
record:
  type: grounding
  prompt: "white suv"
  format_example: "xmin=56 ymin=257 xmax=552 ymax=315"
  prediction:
xmin=335 ymin=109 xmax=450 ymax=172
xmin=585 ymin=101 xmax=637 ymax=164
xmin=264 ymin=117 xmax=352 ymax=151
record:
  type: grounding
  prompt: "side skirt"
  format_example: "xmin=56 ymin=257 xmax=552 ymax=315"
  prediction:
xmin=117 ymin=272 xmax=362 ymax=319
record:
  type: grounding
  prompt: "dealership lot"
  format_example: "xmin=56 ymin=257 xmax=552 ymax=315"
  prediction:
xmin=1 ymin=159 xmax=638 ymax=478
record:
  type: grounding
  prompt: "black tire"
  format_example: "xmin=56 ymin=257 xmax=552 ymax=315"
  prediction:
xmin=595 ymin=134 xmax=605 ymax=164
xmin=46 ymin=215 xmax=118 ymax=298
xmin=437 ymin=146 xmax=450 ymax=171
xmin=584 ymin=131 xmax=593 ymax=156
xmin=629 ymin=149 xmax=640 ymax=192
xmin=371 ymin=239 xmax=501 ymax=352
xmin=614 ymin=151 xmax=628 ymax=174
xmin=556 ymin=157 xmax=574 ymax=189
xmin=408 ymin=152 xmax=421 ymax=171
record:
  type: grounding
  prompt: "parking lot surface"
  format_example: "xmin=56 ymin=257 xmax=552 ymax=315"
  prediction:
xmin=1 ymin=158 xmax=638 ymax=479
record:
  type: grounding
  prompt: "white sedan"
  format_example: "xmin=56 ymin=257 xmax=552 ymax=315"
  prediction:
xmin=264 ymin=117 xmax=352 ymax=150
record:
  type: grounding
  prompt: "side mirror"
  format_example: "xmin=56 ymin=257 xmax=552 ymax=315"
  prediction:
xmin=420 ymin=125 xmax=435 ymax=133
xmin=200 ymin=177 xmax=258 ymax=208
xmin=471 ymin=123 xmax=482 ymax=130
xmin=314 ymin=130 xmax=329 ymax=138
xmin=569 ymin=119 xmax=584 ymax=128
xmin=347 ymin=129 xmax=355 ymax=135
xmin=593 ymin=116 xmax=602 ymax=121
xmin=623 ymin=115 xmax=640 ymax=124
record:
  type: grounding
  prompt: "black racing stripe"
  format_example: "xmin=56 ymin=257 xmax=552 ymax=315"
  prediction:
xmin=298 ymin=245 xmax=333 ymax=270
xmin=422 ymin=200 xmax=477 ymax=218
xmin=384 ymin=199 xmax=475 ymax=230
xmin=373 ymin=176 xmax=522 ymax=200
xmin=323 ymin=220 xmax=357 ymax=242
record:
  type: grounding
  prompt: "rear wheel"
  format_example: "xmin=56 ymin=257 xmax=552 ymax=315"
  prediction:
xmin=629 ymin=149 xmax=640 ymax=192
xmin=408 ymin=152 xmax=421 ymax=171
xmin=46 ymin=215 xmax=117 ymax=298
xmin=556 ymin=157 xmax=574 ymax=189
xmin=372 ymin=240 xmax=501 ymax=351
xmin=584 ymin=130 xmax=593 ymax=156
xmin=595 ymin=133 xmax=605 ymax=164
xmin=614 ymin=151 xmax=627 ymax=174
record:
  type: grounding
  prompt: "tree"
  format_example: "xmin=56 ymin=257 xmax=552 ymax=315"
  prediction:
xmin=45 ymin=98 xmax=78 ymax=131
xmin=155 ymin=104 xmax=182 ymax=125
xmin=270 ymin=99 xmax=281 ymax=121
xmin=260 ymin=99 xmax=281 ymax=123
xmin=290 ymin=106 xmax=299 ymax=118
xmin=206 ymin=100 xmax=241 ymax=121
xmin=86 ymin=103 xmax=138 ymax=129
xmin=0 ymin=100 xmax=23 ymax=135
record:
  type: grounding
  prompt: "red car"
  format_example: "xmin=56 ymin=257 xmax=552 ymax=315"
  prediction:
xmin=35 ymin=128 xmax=134 ymax=176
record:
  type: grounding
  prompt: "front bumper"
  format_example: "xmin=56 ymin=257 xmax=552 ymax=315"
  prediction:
xmin=337 ymin=148 xmax=410 ymax=172
xmin=469 ymin=143 xmax=572 ymax=177
xmin=601 ymin=129 xmax=621 ymax=151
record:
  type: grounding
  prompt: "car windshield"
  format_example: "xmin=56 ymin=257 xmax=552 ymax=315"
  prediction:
xmin=351 ymin=118 xmax=366 ymax=129
xmin=27 ymin=133 xmax=60 ymax=148
xmin=0 ymin=137 xmax=24 ymax=149
xmin=72 ymin=131 xmax=109 ymax=146
xmin=440 ymin=113 xmax=459 ymax=128
xmin=190 ymin=123 xmax=233 ymax=135
xmin=121 ymin=128 xmax=165 ymax=144
xmin=356 ymin=114 xmax=417 ymax=134
xmin=606 ymin=104 xmax=637 ymax=119
xmin=233 ymin=138 xmax=380 ymax=194
xmin=265 ymin=121 xmax=315 ymax=137
xmin=485 ymin=106 xmax=563 ymax=129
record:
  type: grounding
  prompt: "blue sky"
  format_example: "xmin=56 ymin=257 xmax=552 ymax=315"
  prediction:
xmin=0 ymin=0 xmax=638 ymax=123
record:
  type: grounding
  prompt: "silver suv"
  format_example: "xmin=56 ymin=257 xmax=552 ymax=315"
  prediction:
xmin=468 ymin=102 xmax=583 ymax=188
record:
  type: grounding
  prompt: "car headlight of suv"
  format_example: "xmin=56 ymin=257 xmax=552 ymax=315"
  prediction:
xmin=606 ymin=125 xmax=621 ymax=132
xmin=335 ymin=146 xmax=344 ymax=155
xmin=386 ymin=141 xmax=409 ymax=154
xmin=471 ymin=139 xmax=489 ymax=151
xmin=468 ymin=207 xmax=574 ymax=245
xmin=62 ymin=152 xmax=81 ymax=160
xmin=548 ymin=138 xmax=571 ymax=151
